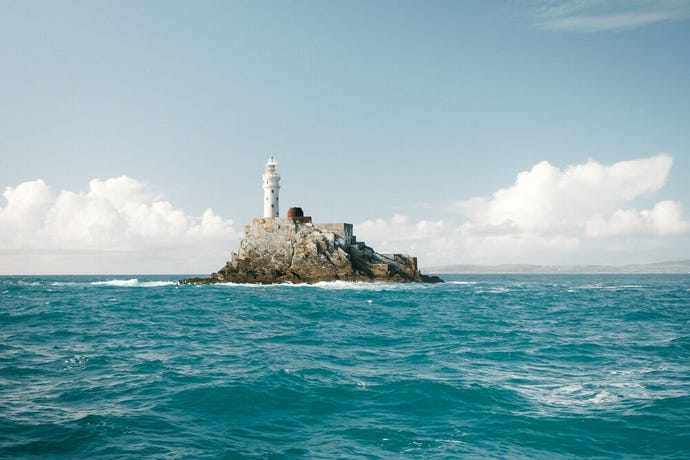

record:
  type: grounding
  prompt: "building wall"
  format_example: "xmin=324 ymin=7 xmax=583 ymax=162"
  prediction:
xmin=315 ymin=223 xmax=355 ymax=245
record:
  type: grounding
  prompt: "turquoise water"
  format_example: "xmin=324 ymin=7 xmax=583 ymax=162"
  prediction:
xmin=1 ymin=274 xmax=689 ymax=458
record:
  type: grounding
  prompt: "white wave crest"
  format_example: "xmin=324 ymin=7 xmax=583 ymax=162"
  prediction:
xmin=311 ymin=280 xmax=400 ymax=291
xmin=91 ymin=279 xmax=176 ymax=287
xmin=139 ymin=281 xmax=177 ymax=287
xmin=209 ymin=280 xmax=422 ymax=291
xmin=50 ymin=281 xmax=78 ymax=286
xmin=91 ymin=279 xmax=139 ymax=286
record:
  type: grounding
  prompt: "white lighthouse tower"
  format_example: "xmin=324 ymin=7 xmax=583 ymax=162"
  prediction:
xmin=262 ymin=155 xmax=280 ymax=218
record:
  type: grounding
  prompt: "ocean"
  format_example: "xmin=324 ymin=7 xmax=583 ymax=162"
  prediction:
xmin=1 ymin=274 xmax=689 ymax=459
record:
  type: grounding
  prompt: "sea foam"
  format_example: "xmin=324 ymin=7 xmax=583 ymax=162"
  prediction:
xmin=91 ymin=279 xmax=176 ymax=287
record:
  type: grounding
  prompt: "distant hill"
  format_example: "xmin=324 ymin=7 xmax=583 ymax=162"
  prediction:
xmin=425 ymin=260 xmax=690 ymax=274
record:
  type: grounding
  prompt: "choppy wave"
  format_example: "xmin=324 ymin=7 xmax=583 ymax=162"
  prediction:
xmin=1 ymin=273 xmax=689 ymax=458
xmin=310 ymin=280 xmax=418 ymax=291
xmin=209 ymin=279 xmax=431 ymax=291
xmin=90 ymin=279 xmax=176 ymax=287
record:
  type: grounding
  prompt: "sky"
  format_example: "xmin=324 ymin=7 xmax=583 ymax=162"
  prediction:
xmin=1 ymin=0 xmax=689 ymax=274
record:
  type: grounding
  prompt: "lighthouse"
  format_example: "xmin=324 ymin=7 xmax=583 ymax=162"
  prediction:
xmin=262 ymin=155 xmax=280 ymax=218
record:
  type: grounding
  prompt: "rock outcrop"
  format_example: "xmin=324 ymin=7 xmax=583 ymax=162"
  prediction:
xmin=180 ymin=218 xmax=443 ymax=284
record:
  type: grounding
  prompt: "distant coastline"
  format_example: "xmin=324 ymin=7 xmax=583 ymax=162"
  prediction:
xmin=425 ymin=259 xmax=690 ymax=274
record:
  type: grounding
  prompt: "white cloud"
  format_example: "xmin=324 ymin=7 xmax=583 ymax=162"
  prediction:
xmin=356 ymin=214 xmax=454 ymax=261
xmin=356 ymin=154 xmax=688 ymax=266
xmin=530 ymin=0 xmax=690 ymax=32
xmin=457 ymin=154 xmax=675 ymax=234
xmin=357 ymin=214 xmax=446 ymax=243
xmin=585 ymin=200 xmax=690 ymax=237
xmin=0 ymin=177 xmax=238 ymax=274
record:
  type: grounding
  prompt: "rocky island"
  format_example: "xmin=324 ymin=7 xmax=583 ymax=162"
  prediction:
xmin=180 ymin=216 xmax=442 ymax=284
xmin=180 ymin=157 xmax=442 ymax=285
